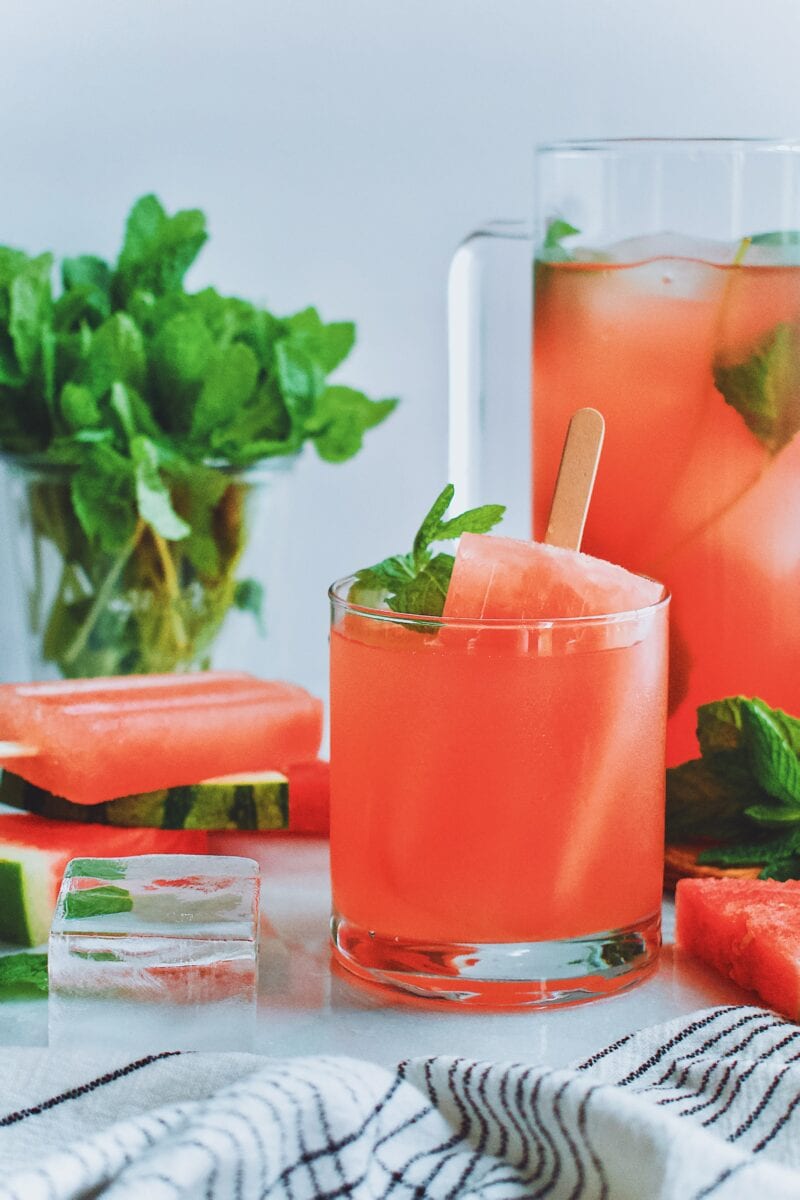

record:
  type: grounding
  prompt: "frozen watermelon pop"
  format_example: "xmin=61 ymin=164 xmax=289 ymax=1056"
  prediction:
xmin=0 ymin=672 xmax=322 ymax=805
xmin=443 ymin=532 xmax=663 ymax=620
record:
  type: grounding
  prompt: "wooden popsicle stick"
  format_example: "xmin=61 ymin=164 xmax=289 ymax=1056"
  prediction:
xmin=0 ymin=741 xmax=38 ymax=758
xmin=544 ymin=408 xmax=605 ymax=552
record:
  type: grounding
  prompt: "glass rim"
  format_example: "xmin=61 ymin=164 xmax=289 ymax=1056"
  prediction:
xmin=536 ymin=136 xmax=800 ymax=155
xmin=329 ymin=573 xmax=670 ymax=631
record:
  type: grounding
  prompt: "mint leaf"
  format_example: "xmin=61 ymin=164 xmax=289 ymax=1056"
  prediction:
xmin=190 ymin=341 xmax=259 ymax=442
xmin=665 ymin=753 xmax=763 ymax=842
xmin=539 ymin=218 xmax=580 ymax=263
xmin=411 ymin=484 xmax=505 ymax=566
xmin=10 ymin=253 xmax=53 ymax=376
xmin=0 ymin=952 xmax=48 ymax=996
xmin=275 ymin=339 xmax=326 ymax=424
xmin=285 ymin=307 xmax=356 ymax=372
xmin=698 ymin=827 xmax=800 ymax=880
xmin=64 ymin=884 xmax=132 ymax=920
xmin=109 ymin=381 xmax=160 ymax=443
xmin=58 ymin=255 xmax=113 ymax=331
xmin=713 ymin=323 xmax=800 ymax=454
xmin=60 ymin=383 xmax=102 ymax=432
xmin=176 ymin=463 xmax=230 ymax=577
xmin=744 ymin=803 xmax=800 ymax=827
xmin=412 ymin=484 xmax=457 ymax=566
xmin=63 ymin=254 xmax=112 ymax=296
xmin=306 ymin=386 xmax=397 ymax=464
xmin=115 ymin=194 xmax=207 ymax=302
xmin=234 ymin=578 xmax=265 ymax=632
xmin=83 ymin=312 xmax=147 ymax=398
xmin=696 ymin=697 xmax=747 ymax=755
xmin=388 ymin=553 xmax=455 ymax=618
xmin=131 ymin=436 xmax=190 ymax=541
xmin=151 ymin=310 xmax=214 ymax=433
xmin=740 ymin=700 xmax=800 ymax=807
xmin=352 ymin=485 xmax=506 ymax=619
xmin=70 ymin=443 xmax=138 ymax=553
xmin=697 ymin=696 xmax=800 ymax=758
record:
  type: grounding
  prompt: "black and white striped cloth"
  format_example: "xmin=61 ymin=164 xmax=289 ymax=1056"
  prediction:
xmin=0 ymin=1006 xmax=798 ymax=1198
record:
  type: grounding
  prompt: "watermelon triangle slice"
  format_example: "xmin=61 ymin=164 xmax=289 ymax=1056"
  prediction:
xmin=443 ymin=533 xmax=664 ymax=621
xmin=676 ymin=877 xmax=800 ymax=1020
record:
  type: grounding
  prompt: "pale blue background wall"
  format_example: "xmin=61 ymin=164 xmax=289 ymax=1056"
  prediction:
xmin=2 ymin=0 xmax=800 ymax=695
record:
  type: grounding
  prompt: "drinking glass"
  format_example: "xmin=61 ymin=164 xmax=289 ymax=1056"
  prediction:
xmin=449 ymin=139 xmax=800 ymax=764
xmin=328 ymin=578 xmax=669 ymax=1005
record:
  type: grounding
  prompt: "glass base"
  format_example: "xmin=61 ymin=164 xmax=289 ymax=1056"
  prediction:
xmin=331 ymin=911 xmax=661 ymax=1007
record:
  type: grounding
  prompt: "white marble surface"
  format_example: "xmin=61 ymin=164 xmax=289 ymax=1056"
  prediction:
xmin=1 ymin=837 xmax=753 ymax=1064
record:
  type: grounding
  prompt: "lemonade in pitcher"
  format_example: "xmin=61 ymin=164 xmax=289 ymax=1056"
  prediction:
xmin=449 ymin=141 xmax=800 ymax=764
xmin=534 ymin=232 xmax=800 ymax=763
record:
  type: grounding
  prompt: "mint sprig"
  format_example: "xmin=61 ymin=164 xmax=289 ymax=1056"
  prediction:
xmin=538 ymin=219 xmax=580 ymax=263
xmin=667 ymin=695 xmax=800 ymax=879
xmin=351 ymin=484 xmax=505 ymax=619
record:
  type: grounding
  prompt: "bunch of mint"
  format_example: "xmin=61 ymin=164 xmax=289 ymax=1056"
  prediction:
xmin=666 ymin=696 xmax=800 ymax=879
xmin=0 ymin=195 xmax=396 ymax=676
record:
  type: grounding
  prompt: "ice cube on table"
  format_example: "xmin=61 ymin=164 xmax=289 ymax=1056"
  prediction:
xmin=48 ymin=854 xmax=260 ymax=1053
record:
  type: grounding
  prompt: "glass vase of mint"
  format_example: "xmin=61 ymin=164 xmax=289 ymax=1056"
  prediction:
xmin=0 ymin=195 xmax=396 ymax=679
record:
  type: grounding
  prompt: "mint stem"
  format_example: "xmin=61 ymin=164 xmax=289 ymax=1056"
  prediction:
xmin=61 ymin=518 xmax=144 ymax=668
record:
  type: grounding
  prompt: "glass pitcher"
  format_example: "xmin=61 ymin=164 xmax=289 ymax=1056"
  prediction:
xmin=449 ymin=138 xmax=800 ymax=764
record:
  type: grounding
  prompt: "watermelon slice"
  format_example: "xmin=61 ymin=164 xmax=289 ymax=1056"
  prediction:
xmin=0 ymin=759 xmax=329 ymax=834
xmin=675 ymin=877 xmax=800 ymax=1020
xmin=443 ymin=533 xmax=664 ymax=621
xmin=0 ymin=813 xmax=208 ymax=947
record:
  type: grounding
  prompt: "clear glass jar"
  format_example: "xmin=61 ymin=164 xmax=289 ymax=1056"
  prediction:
xmin=3 ymin=454 xmax=297 ymax=680
xmin=449 ymin=138 xmax=800 ymax=764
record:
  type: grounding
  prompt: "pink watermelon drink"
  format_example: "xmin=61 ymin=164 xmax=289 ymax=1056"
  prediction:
xmin=330 ymin=519 xmax=669 ymax=1003
xmin=534 ymin=243 xmax=800 ymax=765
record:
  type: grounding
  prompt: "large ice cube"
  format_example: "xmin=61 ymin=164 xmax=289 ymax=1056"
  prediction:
xmin=589 ymin=232 xmax=735 ymax=301
xmin=48 ymin=854 xmax=260 ymax=1053
xmin=602 ymin=232 xmax=738 ymax=266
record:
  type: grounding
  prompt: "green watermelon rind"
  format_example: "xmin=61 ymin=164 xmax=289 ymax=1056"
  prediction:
xmin=0 ymin=851 xmax=59 ymax=947
xmin=0 ymin=770 xmax=289 ymax=831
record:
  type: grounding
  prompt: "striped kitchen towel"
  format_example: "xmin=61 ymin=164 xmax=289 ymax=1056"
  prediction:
xmin=0 ymin=1005 xmax=798 ymax=1198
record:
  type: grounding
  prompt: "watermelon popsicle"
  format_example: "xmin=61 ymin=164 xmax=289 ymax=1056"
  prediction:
xmin=0 ymin=672 xmax=323 ymax=805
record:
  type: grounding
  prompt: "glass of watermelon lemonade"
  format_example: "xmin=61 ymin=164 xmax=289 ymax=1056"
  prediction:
xmin=328 ymin=549 xmax=670 ymax=1005
xmin=450 ymin=140 xmax=800 ymax=767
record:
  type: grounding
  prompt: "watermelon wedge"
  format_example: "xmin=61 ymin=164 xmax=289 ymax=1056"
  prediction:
xmin=675 ymin=877 xmax=800 ymax=1020
xmin=0 ymin=813 xmax=208 ymax=947
xmin=443 ymin=533 xmax=664 ymax=621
